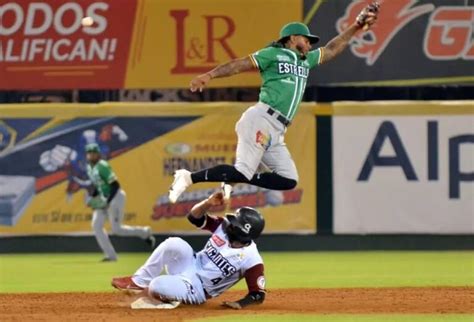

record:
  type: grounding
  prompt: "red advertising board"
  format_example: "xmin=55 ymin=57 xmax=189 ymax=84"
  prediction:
xmin=0 ymin=0 xmax=137 ymax=89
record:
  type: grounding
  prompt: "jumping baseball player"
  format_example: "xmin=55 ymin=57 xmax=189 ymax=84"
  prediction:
xmin=169 ymin=3 xmax=379 ymax=203
xmin=85 ymin=143 xmax=156 ymax=261
xmin=112 ymin=191 xmax=266 ymax=310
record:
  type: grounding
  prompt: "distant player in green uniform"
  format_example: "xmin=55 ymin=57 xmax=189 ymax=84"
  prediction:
xmin=169 ymin=3 xmax=379 ymax=203
xmin=86 ymin=143 xmax=155 ymax=261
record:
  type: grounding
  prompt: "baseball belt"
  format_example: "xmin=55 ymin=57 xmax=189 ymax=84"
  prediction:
xmin=266 ymin=108 xmax=291 ymax=127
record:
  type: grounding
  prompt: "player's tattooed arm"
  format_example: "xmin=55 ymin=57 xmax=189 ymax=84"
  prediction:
xmin=190 ymin=57 xmax=256 ymax=92
xmin=320 ymin=24 xmax=359 ymax=64
xmin=207 ymin=56 xmax=256 ymax=78
xmin=321 ymin=2 xmax=378 ymax=64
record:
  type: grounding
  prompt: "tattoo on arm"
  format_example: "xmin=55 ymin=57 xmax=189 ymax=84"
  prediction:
xmin=321 ymin=24 xmax=359 ymax=64
xmin=208 ymin=57 xmax=256 ymax=79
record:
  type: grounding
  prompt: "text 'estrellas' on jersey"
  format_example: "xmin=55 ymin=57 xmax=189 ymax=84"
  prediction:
xmin=250 ymin=46 xmax=322 ymax=122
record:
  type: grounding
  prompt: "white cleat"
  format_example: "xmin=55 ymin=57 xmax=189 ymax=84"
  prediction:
xmin=131 ymin=297 xmax=180 ymax=310
xmin=221 ymin=183 xmax=233 ymax=201
xmin=169 ymin=169 xmax=192 ymax=203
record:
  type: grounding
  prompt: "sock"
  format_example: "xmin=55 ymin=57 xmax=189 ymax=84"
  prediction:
xmin=191 ymin=165 xmax=297 ymax=190
xmin=191 ymin=165 xmax=247 ymax=183
xmin=248 ymin=172 xmax=297 ymax=190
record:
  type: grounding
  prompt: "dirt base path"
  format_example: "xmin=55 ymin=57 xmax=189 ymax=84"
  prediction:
xmin=0 ymin=287 xmax=472 ymax=321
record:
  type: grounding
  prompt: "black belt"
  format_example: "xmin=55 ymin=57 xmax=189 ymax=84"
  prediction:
xmin=266 ymin=108 xmax=291 ymax=127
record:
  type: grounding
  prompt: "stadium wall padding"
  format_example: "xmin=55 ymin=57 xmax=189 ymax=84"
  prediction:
xmin=0 ymin=101 xmax=472 ymax=239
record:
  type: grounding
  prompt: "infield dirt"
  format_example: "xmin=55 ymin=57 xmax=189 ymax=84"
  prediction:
xmin=0 ymin=287 xmax=472 ymax=321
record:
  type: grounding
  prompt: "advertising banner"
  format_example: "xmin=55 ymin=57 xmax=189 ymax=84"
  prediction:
xmin=0 ymin=103 xmax=316 ymax=236
xmin=304 ymin=0 xmax=474 ymax=85
xmin=332 ymin=102 xmax=474 ymax=233
xmin=124 ymin=0 xmax=301 ymax=88
xmin=1 ymin=0 xmax=301 ymax=89
xmin=0 ymin=0 xmax=137 ymax=89
xmin=2 ymin=0 xmax=473 ymax=89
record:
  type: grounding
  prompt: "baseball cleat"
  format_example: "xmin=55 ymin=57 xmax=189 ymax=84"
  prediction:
xmin=131 ymin=297 xmax=181 ymax=310
xmin=221 ymin=183 xmax=233 ymax=200
xmin=169 ymin=169 xmax=192 ymax=203
xmin=111 ymin=276 xmax=144 ymax=294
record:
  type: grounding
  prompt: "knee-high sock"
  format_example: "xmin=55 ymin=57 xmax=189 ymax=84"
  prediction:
xmin=190 ymin=165 xmax=297 ymax=190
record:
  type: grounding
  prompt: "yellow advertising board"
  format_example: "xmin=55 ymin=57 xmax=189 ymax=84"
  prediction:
xmin=0 ymin=102 xmax=315 ymax=236
xmin=125 ymin=0 xmax=302 ymax=88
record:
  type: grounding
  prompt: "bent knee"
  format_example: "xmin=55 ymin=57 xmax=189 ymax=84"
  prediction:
xmin=148 ymin=276 xmax=177 ymax=301
xmin=161 ymin=237 xmax=187 ymax=252
xmin=285 ymin=178 xmax=297 ymax=189
xmin=148 ymin=277 xmax=166 ymax=300
xmin=234 ymin=163 xmax=256 ymax=181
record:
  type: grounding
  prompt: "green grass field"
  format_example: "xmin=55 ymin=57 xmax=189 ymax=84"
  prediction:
xmin=1 ymin=251 xmax=473 ymax=321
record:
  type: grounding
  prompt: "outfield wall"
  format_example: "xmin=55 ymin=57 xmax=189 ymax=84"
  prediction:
xmin=0 ymin=101 xmax=472 ymax=238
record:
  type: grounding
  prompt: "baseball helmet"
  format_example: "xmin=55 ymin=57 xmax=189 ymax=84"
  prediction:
xmin=223 ymin=207 xmax=265 ymax=244
xmin=278 ymin=22 xmax=320 ymax=44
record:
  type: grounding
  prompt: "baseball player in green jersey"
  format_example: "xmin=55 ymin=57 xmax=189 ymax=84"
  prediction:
xmin=85 ymin=143 xmax=156 ymax=261
xmin=169 ymin=3 xmax=379 ymax=203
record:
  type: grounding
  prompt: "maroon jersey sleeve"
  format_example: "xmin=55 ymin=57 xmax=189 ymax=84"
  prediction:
xmin=244 ymin=264 xmax=266 ymax=293
xmin=201 ymin=214 xmax=224 ymax=233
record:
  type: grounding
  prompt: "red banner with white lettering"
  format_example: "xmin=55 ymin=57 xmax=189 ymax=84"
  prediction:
xmin=0 ymin=0 xmax=136 ymax=89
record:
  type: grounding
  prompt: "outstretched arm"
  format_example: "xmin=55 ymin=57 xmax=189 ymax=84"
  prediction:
xmin=190 ymin=56 xmax=256 ymax=92
xmin=321 ymin=24 xmax=359 ymax=64
xmin=321 ymin=1 xmax=379 ymax=64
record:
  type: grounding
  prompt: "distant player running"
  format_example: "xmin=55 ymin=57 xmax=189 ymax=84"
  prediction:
xmin=169 ymin=3 xmax=379 ymax=203
xmin=85 ymin=143 xmax=155 ymax=261
xmin=112 ymin=191 xmax=266 ymax=310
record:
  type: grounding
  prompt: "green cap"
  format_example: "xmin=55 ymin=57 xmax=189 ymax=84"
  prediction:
xmin=278 ymin=22 xmax=319 ymax=44
xmin=85 ymin=143 xmax=101 ymax=153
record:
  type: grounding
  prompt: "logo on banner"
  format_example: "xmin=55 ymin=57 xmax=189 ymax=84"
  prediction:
xmin=165 ymin=143 xmax=192 ymax=156
xmin=152 ymin=184 xmax=303 ymax=220
xmin=0 ymin=121 xmax=16 ymax=153
xmin=337 ymin=1 xmax=474 ymax=65
xmin=170 ymin=9 xmax=238 ymax=74
xmin=337 ymin=0 xmax=434 ymax=65
xmin=358 ymin=120 xmax=473 ymax=199
xmin=423 ymin=7 xmax=474 ymax=60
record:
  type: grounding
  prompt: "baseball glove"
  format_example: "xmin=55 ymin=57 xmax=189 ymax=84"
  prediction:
xmin=87 ymin=196 xmax=108 ymax=209
xmin=356 ymin=1 xmax=380 ymax=29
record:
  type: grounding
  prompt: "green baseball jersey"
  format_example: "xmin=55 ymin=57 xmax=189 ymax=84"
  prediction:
xmin=87 ymin=160 xmax=117 ymax=198
xmin=250 ymin=46 xmax=323 ymax=121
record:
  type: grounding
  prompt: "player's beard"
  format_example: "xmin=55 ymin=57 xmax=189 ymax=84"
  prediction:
xmin=296 ymin=44 xmax=307 ymax=60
